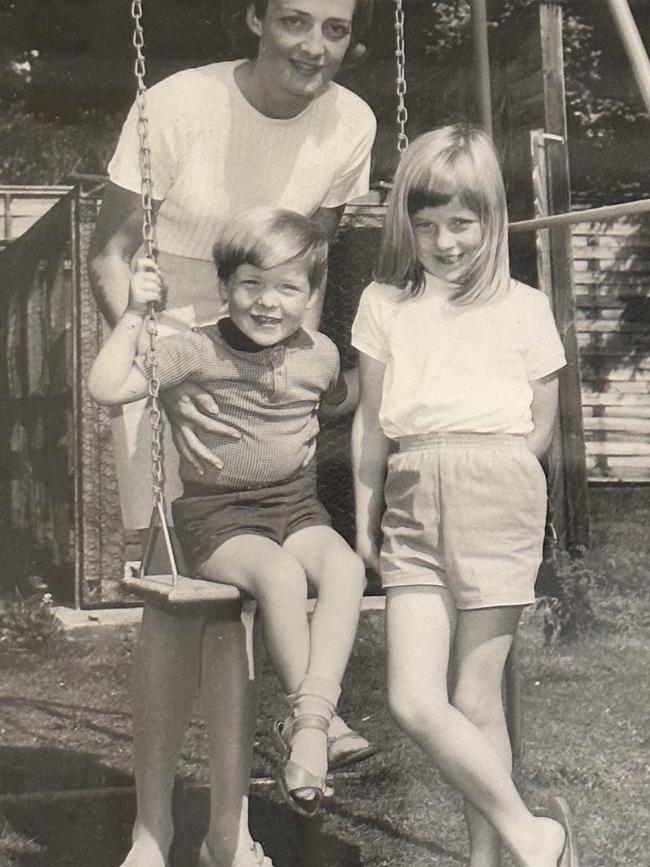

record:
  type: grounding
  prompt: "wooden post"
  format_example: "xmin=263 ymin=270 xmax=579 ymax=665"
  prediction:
xmin=539 ymin=2 xmax=590 ymax=552
xmin=471 ymin=0 xmax=493 ymax=136
xmin=605 ymin=0 xmax=650 ymax=113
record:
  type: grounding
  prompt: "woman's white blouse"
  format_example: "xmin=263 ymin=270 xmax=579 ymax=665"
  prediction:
xmin=108 ymin=60 xmax=376 ymax=260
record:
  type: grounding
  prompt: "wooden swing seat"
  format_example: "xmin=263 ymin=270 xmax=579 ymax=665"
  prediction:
xmin=124 ymin=502 xmax=247 ymax=607
xmin=123 ymin=572 xmax=243 ymax=606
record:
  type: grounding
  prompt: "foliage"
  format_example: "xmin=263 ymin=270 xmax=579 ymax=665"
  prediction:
xmin=538 ymin=547 xmax=599 ymax=643
xmin=0 ymin=586 xmax=67 ymax=654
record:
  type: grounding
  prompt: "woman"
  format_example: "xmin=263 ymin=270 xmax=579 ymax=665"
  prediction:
xmin=88 ymin=3 xmax=376 ymax=866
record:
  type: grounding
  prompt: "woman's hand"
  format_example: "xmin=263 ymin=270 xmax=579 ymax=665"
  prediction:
xmin=161 ymin=383 xmax=241 ymax=474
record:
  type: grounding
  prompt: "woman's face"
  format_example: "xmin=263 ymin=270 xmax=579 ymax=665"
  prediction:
xmin=250 ymin=0 xmax=355 ymax=103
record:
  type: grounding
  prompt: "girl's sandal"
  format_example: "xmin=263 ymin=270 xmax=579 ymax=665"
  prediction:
xmin=277 ymin=712 xmax=331 ymax=816
xmin=548 ymin=796 xmax=579 ymax=867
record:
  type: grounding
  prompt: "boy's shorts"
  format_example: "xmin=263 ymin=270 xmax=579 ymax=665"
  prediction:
xmin=380 ymin=433 xmax=547 ymax=609
xmin=172 ymin=462 xmax=331 ymax=575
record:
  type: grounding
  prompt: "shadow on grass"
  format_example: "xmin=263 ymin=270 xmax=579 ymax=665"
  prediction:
xmin=327 ymin=795 xmax=465 ymax=864
xmin=1 ymin=773 xmax=361 ymax=867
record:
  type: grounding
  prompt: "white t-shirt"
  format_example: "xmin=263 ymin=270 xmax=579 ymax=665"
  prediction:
xmin=108 ymin=60 xmax=377 ymax=260
xmin=351 ymin=276 xmax=566 ymax=439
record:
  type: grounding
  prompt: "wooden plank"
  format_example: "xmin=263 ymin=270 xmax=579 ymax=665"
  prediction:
xmin=585 ymin=441 xmax=650 ymax=455
xmin=583 ymin=416 xmax=650 ymax=432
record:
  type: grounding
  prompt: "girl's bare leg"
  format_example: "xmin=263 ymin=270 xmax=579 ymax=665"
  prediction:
xmin=451 ymin=607 xmax=522 ymax=867
xmin=386 ymin=586 xmax=566 ymax=867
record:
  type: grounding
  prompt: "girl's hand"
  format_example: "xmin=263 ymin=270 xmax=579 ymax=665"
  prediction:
xmin=161 ymin=382 xmax=241 ymax=474
xmin=127 ymin=257 xmax=164 ymax=316
xmin=356 ymin=534 xmax=381 ymax=575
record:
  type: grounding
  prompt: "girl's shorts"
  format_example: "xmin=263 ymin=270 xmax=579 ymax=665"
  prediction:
xmin=172 ymin=463 xmax=331 ymax=575
xmin=381 ymin=433 xmax=547 ymax=609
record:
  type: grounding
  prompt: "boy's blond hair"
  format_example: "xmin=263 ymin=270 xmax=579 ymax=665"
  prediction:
xmin=214 ymin=207 xmax=328 ymax=291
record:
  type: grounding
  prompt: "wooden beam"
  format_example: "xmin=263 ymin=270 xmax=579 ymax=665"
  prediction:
xmin=509 ymin=197 xmax=650 ymax=232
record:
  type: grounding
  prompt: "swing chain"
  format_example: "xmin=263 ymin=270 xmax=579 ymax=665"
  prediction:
xmin=394 ymin=0 xmax=408 ymax=153
xmin=131 ymin=0 xmax=165 ymax=510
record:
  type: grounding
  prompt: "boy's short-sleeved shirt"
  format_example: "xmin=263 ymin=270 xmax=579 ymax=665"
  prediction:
xmin=351 ymin=277 xmax=566 ymax=439
xmin=136 ymin=321 xmax=345 ymax=490
xmin=108 ymin=60 xmax=377 ymax=261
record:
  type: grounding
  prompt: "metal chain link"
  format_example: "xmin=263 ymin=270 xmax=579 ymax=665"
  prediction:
xmin=394 ymin=0 xmax=408 ymax=153
xmin=131 ymin=0 xmax=164 ymax=510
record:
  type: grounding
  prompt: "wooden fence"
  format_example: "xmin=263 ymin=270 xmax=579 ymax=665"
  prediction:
xmin=574 ymin=217 xmax=650 ymax=481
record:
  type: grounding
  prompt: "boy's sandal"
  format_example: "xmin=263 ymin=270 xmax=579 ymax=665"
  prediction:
xmin=273 ymin=717 xmax=377 ymax=771
xmin=548 ymin=796 xmax=579 ymax=867
xmin=327 ymin=729 xmax=378 ymax=771
xmin=277 ymin=713 xmax=331 ymax=816
xmin=198 ymin=840 xmax=274 ymax=867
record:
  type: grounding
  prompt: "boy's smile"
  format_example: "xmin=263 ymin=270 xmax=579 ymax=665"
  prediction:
xmin=222 ymin=260 xmax=315 ymax=347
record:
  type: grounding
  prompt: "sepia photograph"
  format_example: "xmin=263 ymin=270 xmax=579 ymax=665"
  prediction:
xmin=0 ymin=2 xmax=649 ymax=866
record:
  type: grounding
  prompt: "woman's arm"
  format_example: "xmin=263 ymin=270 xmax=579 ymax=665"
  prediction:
xmin=88 ymin=182 xmax=152 ymax=328
xmin=305 ymin=204 xmax=346 ymax=329
xmin=527 ymin=371 xmax=560 ymax=459
xmin=351 ymin=352 xmax=390 ymax=572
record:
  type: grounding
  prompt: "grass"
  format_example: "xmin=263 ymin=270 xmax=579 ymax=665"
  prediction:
xmin=1 ymin=486 xmax=649 ymax=867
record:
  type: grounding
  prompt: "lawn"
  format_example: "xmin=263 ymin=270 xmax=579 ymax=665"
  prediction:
xmin=1 ymin=486 xmax=649 ymax=867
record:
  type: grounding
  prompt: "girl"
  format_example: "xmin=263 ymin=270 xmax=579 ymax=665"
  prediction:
xmin=351 ymin=125 xmax=578 ymax=867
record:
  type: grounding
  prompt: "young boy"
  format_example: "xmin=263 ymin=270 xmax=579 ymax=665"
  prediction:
xmin=89 ymin=207 xmax=369 ymax=814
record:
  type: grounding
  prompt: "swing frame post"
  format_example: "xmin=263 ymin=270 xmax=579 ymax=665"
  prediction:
xmin=604 ymin=0 xmax=650 ymax=113
xmin=470 ymin=0 xmax=493 ymax=137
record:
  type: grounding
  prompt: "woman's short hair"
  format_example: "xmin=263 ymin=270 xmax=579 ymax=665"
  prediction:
xmin=222 ymin=1 xmax=374 ymax=64
xmin=376 ymin=124 xmax=511 ymax=305
xmin=213 ymin=207 xmax=328 ymax=290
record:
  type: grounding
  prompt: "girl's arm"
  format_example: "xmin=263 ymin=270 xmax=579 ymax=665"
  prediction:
xmin=87 ymin=258 xmax=161 ymax=406
xmin=527 ymin=371 xmax=560 ymax=459
xmin=351 ymin=351 xmax=390 ymax=573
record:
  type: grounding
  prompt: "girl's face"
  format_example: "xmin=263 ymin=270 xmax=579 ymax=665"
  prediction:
xmin=250 ymin=0 xmax=354 ymax=105
xmin=411 ymin=195 xmax=482 ymax=285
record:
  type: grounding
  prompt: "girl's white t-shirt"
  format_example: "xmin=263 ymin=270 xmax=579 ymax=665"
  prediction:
xmin=351 ymin=276 xmax=566 ymax=439
xmin=108 ymin=60 xmax=377 ymax=260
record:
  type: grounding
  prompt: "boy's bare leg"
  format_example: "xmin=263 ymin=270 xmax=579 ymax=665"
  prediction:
xmin=199 ymin=535 xmax=311 ymax=695
xmin=283 ymin=526 xmax=366 ymax=779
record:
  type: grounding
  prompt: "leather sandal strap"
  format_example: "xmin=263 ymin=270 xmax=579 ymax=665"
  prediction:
xmin=291 ymin=713 xmax=330 ymax=736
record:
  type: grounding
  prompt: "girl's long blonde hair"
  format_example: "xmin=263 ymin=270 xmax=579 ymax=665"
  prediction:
xmin=376 ymin=125 xmax=510 ymax=304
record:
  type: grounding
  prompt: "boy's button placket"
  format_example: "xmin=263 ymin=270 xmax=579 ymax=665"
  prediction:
xmin=269 ymin=346 xmax=287 ymax=401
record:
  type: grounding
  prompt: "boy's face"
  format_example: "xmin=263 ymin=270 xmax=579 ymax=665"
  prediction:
xmin=222 ymin=260 xmax=316 ymax=346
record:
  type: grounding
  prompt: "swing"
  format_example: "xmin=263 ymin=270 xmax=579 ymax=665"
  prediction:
xmin=121 ymin=0 xmax=409 ymax=606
